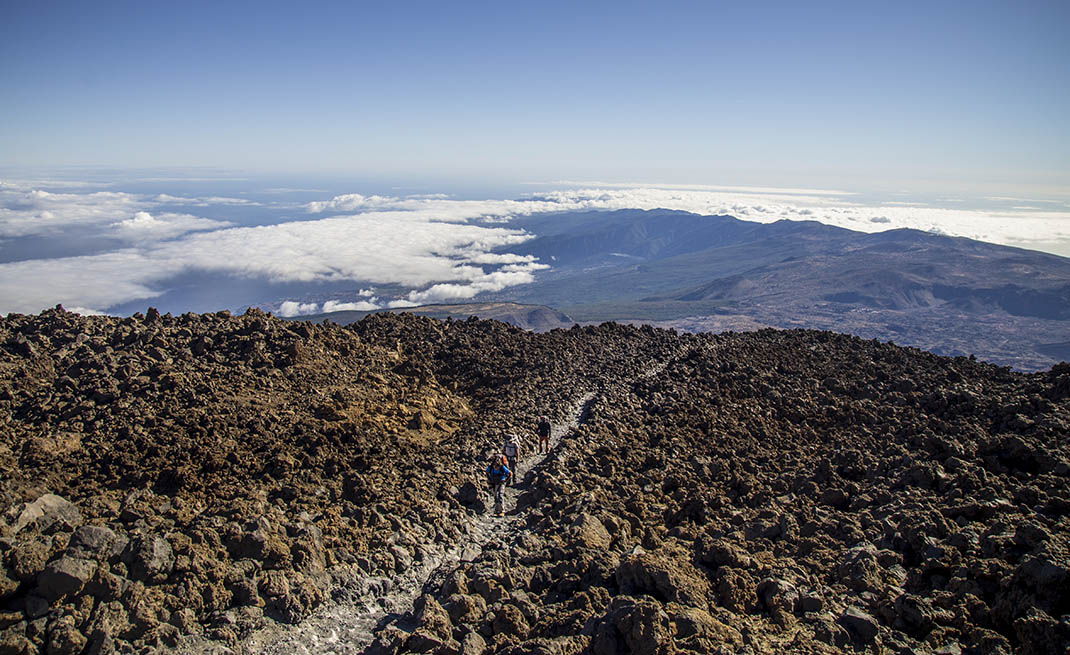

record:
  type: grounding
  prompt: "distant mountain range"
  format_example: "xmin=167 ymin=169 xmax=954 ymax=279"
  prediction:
xmin=489 ymin=209 xmax=1070 ymax=370
xmin=305 ymin=209 xmax=1070 ymax=370
xmin=500 ymin=209 xmax=1069 ymax=315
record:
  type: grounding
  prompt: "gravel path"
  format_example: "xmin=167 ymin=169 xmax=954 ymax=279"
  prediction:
xmin=210 ymin=392 xmax=598 ymax=655
xmin=172 ymin=346 xmax=695 ymax=655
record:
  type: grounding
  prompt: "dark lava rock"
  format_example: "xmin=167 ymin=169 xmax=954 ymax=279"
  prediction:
xmin=757 ymin=577 xmax=799 ymax=627
xmin=2 ymin=310 xmax=1069 ymax=655
xmin=590 ymin=595 xmax=673 ymax=655
xmin=35 ymin=557 xmax=95 ymax=602
xmin=67 ymin=525 xmax=124 ymax=561
xmin=124 ymin=534 xmax=173 ymax=583
xmin=11 ymin=494 xmax=82 ymax=535
xmin=838 ymin=606 xmax=880 ymax=645
xmin=456 ymin=481 xmax=481 ymax=507
xmin=44 ymin=616 xmax=86 ymax=655
xmin=615 ymin=551 xmax=710 ymax=610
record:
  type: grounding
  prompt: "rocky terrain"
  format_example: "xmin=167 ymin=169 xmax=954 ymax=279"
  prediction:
xmin=1 ymin=307 xmax=1068 ymax=654
xmin=0 ymin=306 xmax=677 ymax=654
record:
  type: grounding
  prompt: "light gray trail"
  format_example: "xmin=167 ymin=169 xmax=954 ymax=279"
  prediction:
xmin=172 ymin=340 xmax=707 ymax=655
xmin=217 ymin=393 xmax=596 ymax=655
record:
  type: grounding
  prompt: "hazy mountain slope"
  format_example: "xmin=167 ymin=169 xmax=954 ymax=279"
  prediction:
xmin=509 ymin=210 xmax=760 ymax=268
xmin=506 ymin=210 xmax=1070 ymax=316
xmin=659 ymin=229 xmax=1070 ymax=317
xmin=491 ymin=210 xmax=1070 ymax=369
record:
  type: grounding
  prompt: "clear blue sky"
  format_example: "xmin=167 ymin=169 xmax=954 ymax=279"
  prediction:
xmin=2 ymin=1 xmax=1068 ymax=194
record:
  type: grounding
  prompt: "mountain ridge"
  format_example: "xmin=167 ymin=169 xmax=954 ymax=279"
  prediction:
xmin=491 ymin=209 xmax=1070 ymax=369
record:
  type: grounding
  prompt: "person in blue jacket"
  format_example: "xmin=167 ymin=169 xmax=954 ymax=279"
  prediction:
xmin=486 ymin=454 xmax=512 ymax=516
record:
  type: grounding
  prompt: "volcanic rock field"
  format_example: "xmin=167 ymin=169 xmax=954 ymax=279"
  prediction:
xmin=0 ymin=307 xmax=1068 ymax=654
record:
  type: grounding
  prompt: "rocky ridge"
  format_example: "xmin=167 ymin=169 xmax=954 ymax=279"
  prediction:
xmin=0 ymin=307 xmax=1068 ymax=654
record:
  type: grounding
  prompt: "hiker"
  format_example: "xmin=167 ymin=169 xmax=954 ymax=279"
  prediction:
xmin=504 ymin=433 xmax=522 ymax=486
xmin=486 ymin=454 xmax=511 ymax=516
xmin=536 ymin=415 xmax=552 ymax=454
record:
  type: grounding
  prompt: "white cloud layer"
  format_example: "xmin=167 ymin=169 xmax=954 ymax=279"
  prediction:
xmin=275 ymin=298 xmax=383 ymax=317
xmin=0 ymin=190 xmax=143 ymax=237
xmin=541 ymin=181 xmax=855 ymax=196
xmin=0 ymin=250 xmax=172 ymax=314
xmin=154 ymin=194 xmax=257 ymax=206
xmin=324 ymin=299 xmax=380 ymax=312
xmin=2 ymin=182 xmax=1069 ymax=315
xmin=0 ymin=202 xmax=537 ymax=313
xmin=277 ymin=301 xmax=320 ymax=317
xmin=304 ymin=186 xmax=1070 ymax=255
xmin=0 ymin=187 xmax=232 ymax=240
xmin=111 ymin=211 xmax=233 ymax=241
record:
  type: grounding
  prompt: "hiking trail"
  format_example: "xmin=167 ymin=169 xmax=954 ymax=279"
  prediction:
xmin=227 ymin=392 xmax=596 ymax=655
xmin=183 ymin=346 xmax=696 ymax=655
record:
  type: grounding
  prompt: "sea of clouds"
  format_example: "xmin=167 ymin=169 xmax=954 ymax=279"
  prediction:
xmin=1 ymin=178 xmax=1068 ymax=316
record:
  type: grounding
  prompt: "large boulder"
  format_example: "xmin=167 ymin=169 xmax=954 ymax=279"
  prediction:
xmin=696 ymin=537 xmax=753 ymax=570
xmin=457 ymin=482 xmax=486 ymax=513
xmin=569 ymin=514 xmax=612 ymax=550
xmin=459 ymin=630 xmax=487 ymax=655
xmin=757 ymin=577 xmax=799 ymax=627
xmin=492 ymin=603 xmax=530 ymax=641
xmin=894 ymin=593 xmax=946 ymax=638
xmin=590 ymin=596 xmax=673 ymax=655
xmin=290 ymin=525 xmax=326 ymax=575
xmin=11 ymin=495 xmax=82 ymax=535
xmin=615 ymin=551 xmax=710 ymax=610
xmin=445 ymin=593 xmax=487 ymax=625
xmin=11 ymin=539 xmax=51 ymax=582
xmin=712 ymin=567 xmax=755 ymax=614
xmin=837 ymin=544 xmax=884 ymax=593
xmin=0 ymin=627 xmax=34 ymax=655
xmin=412 ymin=594 xmax=452 ymax=642
xmin=669 ymin=604 xmax=742 ymax=646
xmin=36 ymin=557 xmax=96 ymax=602
xmin=67 ymin=526 xmax=125 ymax=562
xmin=124 ymin=535 xmax=173 ymax=583
xmin=366 ymin=625 xmax=407 ymax=655
xmin=838 ymin=606 xmax=879 ymax=645
xmin=45 ymin=615 xmax=87 ymax=655
xmin=1014 ymin=608 xmax=1070 ymax=655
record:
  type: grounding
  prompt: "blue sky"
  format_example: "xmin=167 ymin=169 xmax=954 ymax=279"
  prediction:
xmin=2 ymin=1 xmax=1068 ymax=194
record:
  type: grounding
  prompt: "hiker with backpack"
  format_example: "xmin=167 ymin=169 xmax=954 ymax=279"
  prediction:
xmin=536 ymin=415 xmax=552 ymax=454
xmin=503 ymin=433 xmax=522 ymax=486
xmin=486 ymin=454 xmax=512 ymax=516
